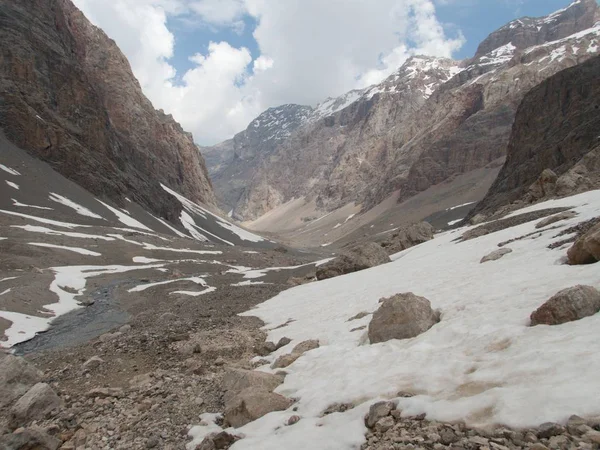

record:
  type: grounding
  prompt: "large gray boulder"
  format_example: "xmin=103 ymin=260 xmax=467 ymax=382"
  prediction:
xmin=0 ymin=356 xmax=43 ymax=409
xmin=10 ymin=383 xmax=62 ymax=428
xmin=224 ymin=388 xmax=294 ymax=428
xmin=368 ymin=293 xmax=440 ymax=344
xmin=222 ymin=369 xmax=283 ymax=404
xmin=530 ymin=285 xmax=600 ymax=326
xmin=568 ymin=223 xmax=600 ymax=265
xmin=380 ymin=222 xmax=435 ymax=255
xmin=316 ymin=242 xmax=390 ymax=280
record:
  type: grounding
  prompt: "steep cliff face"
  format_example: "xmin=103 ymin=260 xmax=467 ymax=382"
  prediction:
xmin=471 ymin=54 xmax=600 ymax=216
xmin=0 ymin=0 xmax=216 ymax=223
xmin=204 ymin=0 xmax=600 ymax=224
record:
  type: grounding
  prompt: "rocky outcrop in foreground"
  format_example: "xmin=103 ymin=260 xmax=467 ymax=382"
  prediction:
xmin=0 ymin=0 xmax=216 ymax=222
xmin=471 ymin=54 xmax=600 ymax=218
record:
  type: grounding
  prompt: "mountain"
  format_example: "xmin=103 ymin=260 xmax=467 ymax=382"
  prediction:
xmin=0 ymin=0 xmax=216 ymax=226
xmin=470 ymin=54 xmax=600 ymax=218
xmin=203 ymin=0 xmax=600 ymax=239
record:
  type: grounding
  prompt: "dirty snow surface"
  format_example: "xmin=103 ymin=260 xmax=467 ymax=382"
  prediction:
xmin=215 ymin=190 xmax=600 ymax=450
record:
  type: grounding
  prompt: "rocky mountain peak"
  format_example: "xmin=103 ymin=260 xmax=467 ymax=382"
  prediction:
xmin=474 ymin=0 xmax=599 ymax=60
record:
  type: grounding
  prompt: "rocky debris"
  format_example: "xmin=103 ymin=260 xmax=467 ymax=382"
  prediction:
xmin=316 ymin=242 xmax=390 ymax=280
xmin=530 ymin=285 xmax=600 ymax=326
xmin=322 ymin=403 xmax=355 ymax=416
xmin=0 ymin=356 xmax=42 ymax=408
xmin=567 ymin=222 xmax=600 ymax=265
xmin=470 ymin=54 xmax=600 ymax=219
xmin=197 ymin=431 xmax=238 ymax=450
xmin=461 ymin=208 xmax=570 ymax=241
xmin=470 ymin=214 xmax=487 ymax=225
xmin=480 ymin=248 xmax=513 ymax=263
xmin=535 ymin=211 xmax=578 ymax=229
xmin=222 ymin=369 xmax=283 ymax=404
xmin=271 ymin=340 xmax=320 ymax=369
xmin=379 ymin=222 xmax=434 ymax=255
xmin=362 ymin=401 xmax=600 ymax=450
xmin=347 ymin=311 xmax=371 ymax=321
xmin=0 ymin=427 xmax=61 ymax=450
xmin=286 ymin=274 xmax=315 ymax=286
xmin=368 ymin=293 xmax=439 ymax=344
xmin=86 ymin=387 xmax=124 ymax=398
xmin=223 ymin=388 xmax=294 ymax=428
xmin=0 ymin=0 xmax=216 ymax=222
xmin=9 ymin=383 xmax=61 ymax=428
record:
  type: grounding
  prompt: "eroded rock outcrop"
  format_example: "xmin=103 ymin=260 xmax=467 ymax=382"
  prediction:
xmin=316 ymin=242 xmax=390 ymax=280
xmin=0 ymin=0 xmax=216 ymax=223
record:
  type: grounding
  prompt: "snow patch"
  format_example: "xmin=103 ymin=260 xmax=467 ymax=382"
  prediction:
xmin=12 ymin=199 xmax=53 ymax=210
xmin=6 ymin=181 xmax=19 ymax=190
xmin=49 ymin=193 xmax=103 ymax=219
xmin=0 ymin=164 xmax=21 ymax=176
xmin=97 ymin=200 xmax=153 ymax=231
xmin=28 ymin=242 xmax=102 ymax=256
xmin=128 ymin=277 xmax=207 ymax=293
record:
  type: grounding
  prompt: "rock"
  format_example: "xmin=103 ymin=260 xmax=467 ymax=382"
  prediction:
xmin=567 ymin=415 xmax=588 ymax=434
xmin=0 ymin=427 xmax=61 ymax=450
xmin=224 ymin=388 xmax=294 ymax=428
xmin=287 ymin=415 xmax=301 ymax=426
xmin=82 ymin=356 xmax=104 ymax=370
xmin=537 ymin=422 xmax=566 ymax=439
xmin=196 ymin=438 xmax=216 ymax=450
xmin=291 ymin=340 xmax=319 ymax=354
xmin=347 ymin=311 xmax=370 ymax=321
xmin=535 ymin=211 xmax=577 ymax=229
xmin=10 ymin=383 xmax=62 ymax=428
xmin=222 ymin=369 xmax=283 ymax=403
xmin=470 ymin=214 xmax=487 ymax=225
xmin=212 ymin=431 xmax=236 ymax=449
xmin=530 ymin=285 xmax=600 ymax=326
xmin=275 ymin=337 xmax=291 ymax=350
xmin=529 ymin=444 xmax=549 ymax=450
xmin=380 ymin=222 xmax=435 ymax=255
xmin=364 ymin=401 xmax=396 ymax=428
xmin=586 ymin=430 xmax=600 ymax=444
xmin=567 ymin=222 xmax=600 ymax=265
xmin=439 ymin=428 xmax=459 ymax=445
xmin=528 ymin=169 xmax=558 ymax=200
xmin=99 ymin=332 xmax=122 ymax=343
xmin=119 ymin=324 xmax=132 ymax=333
xmin=271 ymin=340 xmax=320 ymax=369
xmin=374 ymin=416 xmax=395 ymax=433
xmin=86 ymin=387 xmax=124 ymax=398
xmin=368 ymin=293 xmax=439 ymax=343
xmin=480 ymin=248 xmax=513 ymax=263
xmin=0 ymin=356 xmax=42 ymax=408
xmin=316 ymin=242 xmax=390 ymax=280
xmin=271 ymin=353 xmax=301 ymax=369
xmin=258 ymin=341 xmax=277 ymax=356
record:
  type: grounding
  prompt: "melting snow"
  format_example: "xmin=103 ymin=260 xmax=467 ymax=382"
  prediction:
xmin=0 ymin=288 xmax=11 ymax=296
xmin=28 ymin=242 xmax=102 ymax=256
xmin=447 ymin=219 xmax=463 ymax=226
xmin=225 ymin=190 xmax=600 ymax=449
xmin=97 ymin=200 xmax=153 ymax=231
xmin=12 ymin=199 xmax=53 ymax=210
xmin=128 ymin=276 xmax=207 ymax=293
xmin=171 ymin=286 xmax=217 ymax=297
xmin=49 ymin=193 xmax=103 ymax=219
xmin=6 ymin=181 xmax=19 ymax=190
xmin=12 ymin=225 xmax=115 ymax=241
xmin=0 ymin=210 xmax=90 ymax=229
xmin=140 ymin=242 xmax=222 ymax=255
xmin=231 ymin=280 xmax=267 ymax=287
xmin=0 ymin=164 xmax=21 ymax=176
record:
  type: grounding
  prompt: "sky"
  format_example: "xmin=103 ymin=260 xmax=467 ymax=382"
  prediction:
xmin=71 ymin=0 xmax=583 ymax=145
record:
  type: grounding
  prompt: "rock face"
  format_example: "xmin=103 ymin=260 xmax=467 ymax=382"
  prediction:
xmin=530 ymin=285 xmax=600 ymax=326
xmin=368 ymin=293 xmax=439 ymax=344
xmin=223 ymin=388 xmax=294 ymax=428
xmin=316 ymin=242 xmax=390 ymax=280
xmin=0 ymin=356 xmax=42 ymax=409
xmin=567 ymin=223 xmax=600 ymax=265
xmin=204 ymin=0 xmax=600 ymax=223
xmin=471 ymin=53 xmax=600 ymax=217
xmin=0 ymin=0 xmax=216 ymax=223
xmin=380 ymin=222 xmax=434 ymax=255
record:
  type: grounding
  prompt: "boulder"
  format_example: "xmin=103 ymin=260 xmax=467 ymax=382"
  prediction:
xmin=316 ymin=242 xmax=390 ymax=280
xmin=530 ymin=285 xmax=600 ymax=326
xmin=224 ymin=388 xmax=294 ymax=428
xmin=470 ymin=214 xmax=487 ymax=226
xmin=368 ymin=293 xmax=439 ymax=344
xmin=0 ymin=356 xmax=42 ymax=408
xmin=10 ymin=383 xmax=62 ymax=428
xmin=222 ymin=369 xmax=283 ymax=404
xmin=567 ymin=222 xmax=600 ymax=265
xmin=480 ymin=248 xmax=513 ymax=263
xmin=381 ymin=222 xmax=435 ymax=255
xmin=527 ymin=169 xmax=558 ymax=201
xmin=291 ymin=340 xmax=319 ymax=354
xmin=82 ymin=356 xmax=104 ymax=371
xmin=364 ymin=401 xmax=396 ymax=428
xmin=0 ymin=427 xmax=61 ymax=450
xmin=535 ymin=211 xmax=577 ymax=229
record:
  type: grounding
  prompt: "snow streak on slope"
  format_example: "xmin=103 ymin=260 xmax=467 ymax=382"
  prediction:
xmin=223 ymin=190 xmax=600 ymax=450
xmin=49 ymin=193 xmax=103 ymax=219
xmin=97 ymin=200 xmax=153 ymax=231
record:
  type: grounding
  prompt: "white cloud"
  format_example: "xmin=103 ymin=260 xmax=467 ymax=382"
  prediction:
xmin=72 ymin=0 xmax=464 ymax=145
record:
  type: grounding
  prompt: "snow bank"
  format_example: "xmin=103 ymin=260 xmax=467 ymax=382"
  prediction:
xmin=229 ymin=190 xmax=600 ymax=449
xmin=49 ymin=193 xmax=103 ymax=219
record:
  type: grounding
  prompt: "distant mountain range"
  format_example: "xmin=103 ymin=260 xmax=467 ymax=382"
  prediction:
xmin=202 ymin=0 xmax=600 ymax=231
